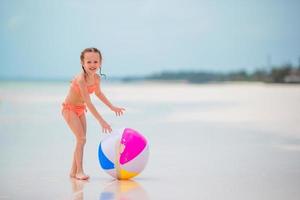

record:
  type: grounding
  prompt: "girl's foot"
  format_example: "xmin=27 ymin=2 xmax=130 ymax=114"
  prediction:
xmin=75 ymin=173 xmax=90 ymax=180
xmin=69 ymin=173 xmax=76 ymax=178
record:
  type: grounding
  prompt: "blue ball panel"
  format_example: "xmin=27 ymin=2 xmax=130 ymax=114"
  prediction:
xmin=98 ymin=143 xmax=115 ymax=170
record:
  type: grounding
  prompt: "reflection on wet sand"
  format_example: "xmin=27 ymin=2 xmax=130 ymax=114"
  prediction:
xmin=70 ymin=178 xmax=88 ymax=200
xmin=100 ymin=180 xmax=149 ymax=200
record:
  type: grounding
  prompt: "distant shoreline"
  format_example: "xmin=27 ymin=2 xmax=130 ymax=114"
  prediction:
xmin=122 ymin=65 xmax=300 ymax=84
xmin=1 ymin=64 xmax=300 ymax=84
xmin=1 ymin=79 xmax=300 ymax=86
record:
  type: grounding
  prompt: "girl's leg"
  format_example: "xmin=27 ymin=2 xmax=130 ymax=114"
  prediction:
xmin=70 ymin=150 xmax=77 ymax=178
xmin=70 ymin=114 xmax=86 ymax=177
xmin=79 ymin=114 xmax=87 ymax=140
xmin=62 ymin=110 xmax=89 ymax=180
xmin=78 ymin=114 xmax=87 ymax=177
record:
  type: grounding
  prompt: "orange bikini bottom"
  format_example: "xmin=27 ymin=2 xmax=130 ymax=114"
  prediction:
xmin=62 ymin=102 xmax=87 ymax=118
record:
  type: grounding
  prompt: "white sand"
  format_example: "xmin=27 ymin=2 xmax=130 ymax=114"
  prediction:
xmin=0 ymin=81 xmax=299 ymax=199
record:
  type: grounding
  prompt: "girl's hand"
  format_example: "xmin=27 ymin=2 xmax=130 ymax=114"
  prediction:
xmin=111 ymin=106 xmax=125 ymax=116
xmin=99 ymin=120 xmax=112 ymax=133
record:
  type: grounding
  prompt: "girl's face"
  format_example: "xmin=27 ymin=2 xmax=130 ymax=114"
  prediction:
xmin=81 ymin=52 xmax=101 ymax=75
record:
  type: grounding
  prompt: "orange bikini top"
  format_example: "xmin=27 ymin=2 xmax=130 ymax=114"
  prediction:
xmin=71 ymin=78 xmax=97 ymax=95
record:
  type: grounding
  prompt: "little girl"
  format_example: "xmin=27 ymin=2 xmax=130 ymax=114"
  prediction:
xmin=62 ymin=47 xmax=125 ymax=180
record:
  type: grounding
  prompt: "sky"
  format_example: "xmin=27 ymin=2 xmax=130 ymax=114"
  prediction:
xmin=1 ymin=0 xmax=300 ymax=79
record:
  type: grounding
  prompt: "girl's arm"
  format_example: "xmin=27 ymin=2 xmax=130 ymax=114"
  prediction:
xmin=95 ymin=75 xmax=125 ymax=116
xmin=77 ymin=76 xmax=111 ymax=133
xmin=94 ymin=76 xmax=113 ymax=109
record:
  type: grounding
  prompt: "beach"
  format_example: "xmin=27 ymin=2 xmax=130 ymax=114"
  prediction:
xmin=0 ymin=81 xmax=300 ymax=200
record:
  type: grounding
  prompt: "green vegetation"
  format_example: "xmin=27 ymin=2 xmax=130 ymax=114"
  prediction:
xmin=123 ymin=64 xmax=300 ymax=84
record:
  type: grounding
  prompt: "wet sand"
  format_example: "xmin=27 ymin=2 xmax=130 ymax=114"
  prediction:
xmin=0 ymin=81 xmax=300 ymax=199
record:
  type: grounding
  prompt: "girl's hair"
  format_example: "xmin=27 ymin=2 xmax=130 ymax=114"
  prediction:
xmin=80 ymin=47 xmax=106 ymax=79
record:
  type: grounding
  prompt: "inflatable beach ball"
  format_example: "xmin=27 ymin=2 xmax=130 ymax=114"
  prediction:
xmin=98 ymin=128 xmax=149 ymax=180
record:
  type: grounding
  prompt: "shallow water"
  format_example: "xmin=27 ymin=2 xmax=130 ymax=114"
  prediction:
xmin=0 ymin=81 xmax=300 ymax=199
